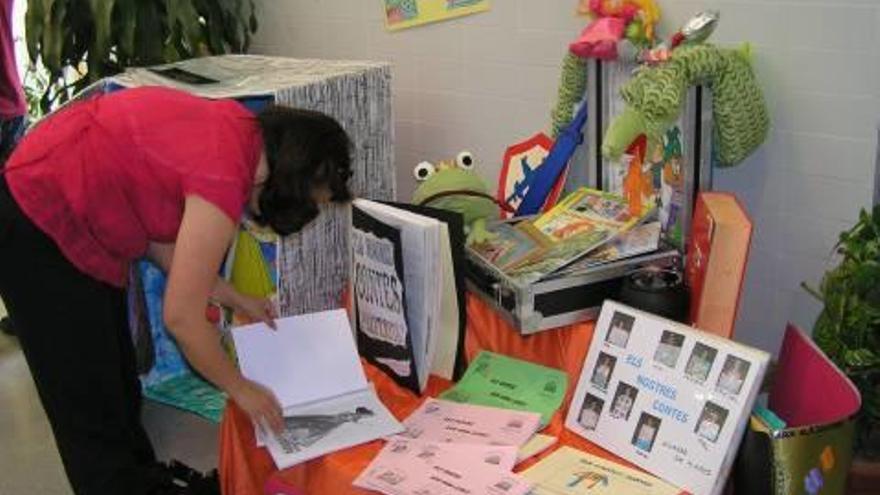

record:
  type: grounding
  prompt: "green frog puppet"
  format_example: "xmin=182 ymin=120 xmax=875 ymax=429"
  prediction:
xmin=411 ymin=151 xmax=510 ymax=245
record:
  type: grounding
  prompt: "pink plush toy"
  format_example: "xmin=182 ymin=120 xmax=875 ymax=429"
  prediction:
xmin=569 ymin=17 xmax=627 ymax=60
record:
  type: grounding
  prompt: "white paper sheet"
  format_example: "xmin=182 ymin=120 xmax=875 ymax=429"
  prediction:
xmin=231 ymin=309 xmax=367 ymax=409
xmin=430 ymin=223 xmax=460 ymax=380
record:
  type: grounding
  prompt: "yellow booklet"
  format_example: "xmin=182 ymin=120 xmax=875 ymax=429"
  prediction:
xmin=532 ymin=188 xmax=647 ymax=242
xmin=521 ymin=446 xmax=685 ymax=495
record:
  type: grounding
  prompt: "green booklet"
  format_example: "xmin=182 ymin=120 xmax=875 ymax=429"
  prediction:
xmin=440 ymin=351 xmax=568 ymax=426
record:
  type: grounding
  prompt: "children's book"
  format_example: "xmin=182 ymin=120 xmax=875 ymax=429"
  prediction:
xmin=686 ymin=192 xmax=752 ymax=339
xmin=231 ymin=310 xmax=403 ymax=469
xmin=521 ymin=446 xmax=685 ymax=495
xmin=468 ymin=220 xmax=551 ymax=271
xmin=564 ymin=301 xmax=770 ymax=495
xmin=507 ymin=188 xmax=653 ymax=280
xmin=396 ymin=398 xmax=542 ymax=448
xmin=531 ymin=188 xmax=645 ymax=241
xmin=439 ymin=351 xmax=567 ymax=427
xmin=352 ymin=199 xmax=464 ymax=394
xmin=560 ymin=221 xmax=661 ymax=274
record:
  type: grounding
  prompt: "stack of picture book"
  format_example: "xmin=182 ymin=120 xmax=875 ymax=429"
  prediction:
xmin=470 ymin=188 xmax=656 ymax=282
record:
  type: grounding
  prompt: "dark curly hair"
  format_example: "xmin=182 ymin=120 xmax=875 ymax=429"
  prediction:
xmin=253 ymin=106 xmax=353 ymax=236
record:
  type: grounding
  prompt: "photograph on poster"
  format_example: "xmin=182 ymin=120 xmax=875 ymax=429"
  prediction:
xmin=590 ymin=352 xmax=617 ymax=391
xmin=716 ymin=355 xmax=751 ymax=396
xmin=632 ymin=413 xmax=662 ymax=453
xmin=577 ymin=394 xmax=605 ymax=430
xmin=606 ymin=311 xmax=636 ymax=348
xmin=694 ymin=402 xmax=729 ymax=443
xmin=610 ymin=382 xmax=639 ymax=421
xmin=684 ymin=343 xmax=718 ymax=384
xmin=654 ymin=330 xmax=685 ymax=369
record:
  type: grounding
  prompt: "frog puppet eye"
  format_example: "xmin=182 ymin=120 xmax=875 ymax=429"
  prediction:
xmin=414 ymin=161 xmax=436 ymax=182
xmin=456 ymin=151 xmax=475 ymax=170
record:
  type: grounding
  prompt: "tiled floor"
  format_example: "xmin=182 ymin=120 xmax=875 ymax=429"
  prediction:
xmin=0 ymin=329 xmax=220 ymax=495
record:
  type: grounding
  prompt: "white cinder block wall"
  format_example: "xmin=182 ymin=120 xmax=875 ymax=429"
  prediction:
xmin=251 ymin=0 xmax=880 ymax=354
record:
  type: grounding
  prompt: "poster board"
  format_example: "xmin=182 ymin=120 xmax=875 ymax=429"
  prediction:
xmin=384 ymin=0 xmax=490 ymax=31
xmin=565 ymin=301 xmax=769 ymax=495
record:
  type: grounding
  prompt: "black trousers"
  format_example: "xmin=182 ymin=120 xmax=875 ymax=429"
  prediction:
xmin=0 ymin=177 xmax=169 ymax=495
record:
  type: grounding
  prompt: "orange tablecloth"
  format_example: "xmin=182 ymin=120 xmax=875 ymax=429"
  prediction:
xmin=219 ymin=295 xmax=628 ymax=494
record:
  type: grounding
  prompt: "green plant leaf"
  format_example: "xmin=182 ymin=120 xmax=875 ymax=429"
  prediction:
xmin=845 ymin=349 xmax=880 ymax=371
xmin=88 ymin=0 xmax=116 ymax=80
xmin=165 ymin=0 xmax=206 ymax=57
xmin=41 ymin=0 xmax=64 ymax=76
xmin=134 ymin=1 xmax=166 ymax=65
xmin=24 ymin=0 xmax=46 ymax=65
xmin=115 ymin=0 xmax=138 ymax=61
xmin=26 ymin=0 xmax=257 ymax=116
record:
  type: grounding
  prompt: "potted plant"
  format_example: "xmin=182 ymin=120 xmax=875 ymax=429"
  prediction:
xmin=24 ymin=0 xmax=257 ymax=113
xmin=804 ymin=205 xmax=880 ymax=492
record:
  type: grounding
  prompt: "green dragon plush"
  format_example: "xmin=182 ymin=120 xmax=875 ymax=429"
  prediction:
xmin=602 ymin=43 xmax=769 ymax=167
xmin=411 ymin=151 xmax=505 ymax=245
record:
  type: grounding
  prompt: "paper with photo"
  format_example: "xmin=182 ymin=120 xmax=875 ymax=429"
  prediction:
xmin=359 ymin=437 xmax=518 ymax=476
xmin=564 ymin=301 xmax=770 ymax=495
xmin=522 ymin=446 xmax=684 ymax=495
xmin=397 ymin=398 xmax=541 ymax=448
xmin=259 ymin=388 xmax=403 ymax=469
xmin=355 ymin=443 xmax=531 ymax=495
xmin=440 ymin=351 xmax=567 ymax=427
xmin=231 ymin=310 xmax=366 ymax=409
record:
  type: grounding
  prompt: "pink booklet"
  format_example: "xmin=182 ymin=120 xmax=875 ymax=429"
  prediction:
xmin=396 ymin=398 xmax=542 ymax=447
xmin=354 ymin=437 xmax=531 ymax=495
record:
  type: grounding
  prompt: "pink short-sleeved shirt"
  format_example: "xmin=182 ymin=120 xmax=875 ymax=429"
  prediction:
xmin=4 ymin=86 xmax=263 ymax=287
xmin=0 ymin=0 xmax=26 ymax=117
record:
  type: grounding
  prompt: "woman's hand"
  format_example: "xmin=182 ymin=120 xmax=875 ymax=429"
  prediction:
xmin=230 ymin=378 xmax=284 ymax=434
xmin=232 ymin=292 xmax=277 ymax=329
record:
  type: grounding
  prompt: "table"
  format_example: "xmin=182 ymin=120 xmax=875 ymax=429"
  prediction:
xmin=219 ymin=295 xmax=630 ymax=494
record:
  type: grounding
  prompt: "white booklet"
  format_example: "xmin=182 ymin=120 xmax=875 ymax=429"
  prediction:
xmin=564 ymin=301 xmax=769 ymax=495
xmin=231 ymin=310 xmax=403 ymax=469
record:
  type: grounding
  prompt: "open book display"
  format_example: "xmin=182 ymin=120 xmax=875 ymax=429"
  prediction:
xmin=565 ymin=301 xmax=769 ymax=495
xmin=231 ymin=310 xmax=403 ymax=469
xmin=469 ymin=188 xmax=654 ymax=282
xmin=351 ymin=199 xmax=464 ymax=395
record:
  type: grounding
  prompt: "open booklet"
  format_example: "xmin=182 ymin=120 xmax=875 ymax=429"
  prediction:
xmin=231 ymin=310 xmax=403 ymax=469
xmin=351 ymin=199 xmax=464 ymax=395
